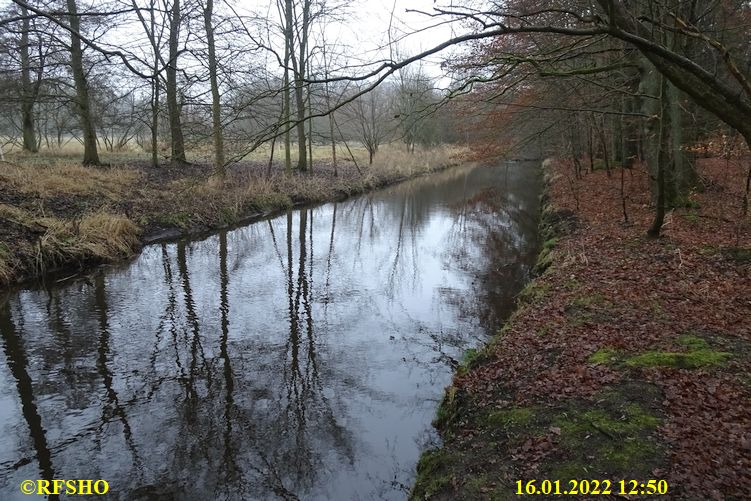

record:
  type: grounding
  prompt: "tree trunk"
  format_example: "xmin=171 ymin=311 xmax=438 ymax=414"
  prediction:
xmin=19 ymin=6 xmax=38 ymax=153
xmin=290 ymin=0 xmax=311 ymax=172
xmin=648 ymin=77 xmax=670 ymax=238
xmin=203 ymin=0 xmax=224 ymax=175
xmin=294 ymin=77 xmax=307 ymax=172
xmin=597 ymin=0 xmax=751 ymax=145
xmin=167 ymin=0 xmax=187 ymax=165
xmin=308 ymin=80 xmax=313 ymax=172
xmin=67 ymin=0 xmax=100 ymax=165
xmin=151 ymin=78 xmax=159 ymax=167
xmin=322 ymin=42 xmax=337 ymax=177
xmin=282 ymin=0 xmax=293 ymax=173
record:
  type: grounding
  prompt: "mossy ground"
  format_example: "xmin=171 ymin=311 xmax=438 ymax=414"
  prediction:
xmin=588 ymin=334 xmax=732 ymax=369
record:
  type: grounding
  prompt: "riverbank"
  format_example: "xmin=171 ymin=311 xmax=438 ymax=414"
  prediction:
xmin=0 ymin=146 xmax=462 ymax=287
xmin=412 ymin=158 xmax=750 ymax=499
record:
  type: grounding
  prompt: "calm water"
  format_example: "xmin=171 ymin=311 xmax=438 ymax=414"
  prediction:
xmin=0 ymin=162 xmax=540 ymax=500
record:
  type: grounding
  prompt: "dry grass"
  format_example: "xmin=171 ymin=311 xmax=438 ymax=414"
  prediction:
xmin=368 ymin=144 xmax=464 ymax=177
xmin=0 ymin=242 xmax=12 ymax=284
xmin=0 ymin=203 xmax=140 ymax=278
xmin=0 ymin=142 xmax=464 ymax=285
xmin=0 ymin=162 xmax=141 ymax=199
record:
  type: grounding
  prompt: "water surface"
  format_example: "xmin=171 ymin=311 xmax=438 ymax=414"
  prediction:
xmin=0 ymin=162 xmax=540 ymax=500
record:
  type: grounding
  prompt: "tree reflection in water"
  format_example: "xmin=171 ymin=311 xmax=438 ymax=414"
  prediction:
xmin=0 ymin=162 xmax=540 ymax=500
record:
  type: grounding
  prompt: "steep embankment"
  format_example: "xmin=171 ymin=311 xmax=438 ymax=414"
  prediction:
xmin=412 ymin=159 xmax=751 ymax=499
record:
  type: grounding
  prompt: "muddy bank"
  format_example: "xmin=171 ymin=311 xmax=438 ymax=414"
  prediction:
xmin=412 ymin=158 xmax=751 ymax=499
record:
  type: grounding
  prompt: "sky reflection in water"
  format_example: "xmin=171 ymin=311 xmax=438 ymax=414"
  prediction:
xmin=0 ymin=162 xmax=540 ymax=500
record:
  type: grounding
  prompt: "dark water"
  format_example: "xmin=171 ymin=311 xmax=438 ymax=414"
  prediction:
xmin=0 ymin=162 xmax=540 ymax=500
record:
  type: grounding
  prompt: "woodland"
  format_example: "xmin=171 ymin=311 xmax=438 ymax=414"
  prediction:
xmin=0 ymin=0 xmax=750 ymax=498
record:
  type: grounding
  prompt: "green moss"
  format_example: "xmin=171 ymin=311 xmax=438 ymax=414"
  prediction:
xmin=457 ymin=347 xmax=491 ymax=376
xmin=518 ymin=280 xmax=551 ymax=305
xmin=581 ymin=405 xmax=659 ymax=436
xmin=555 ymin=404 xmax=660 ymax=442
xmin=433 ymin=386 xmax=459 ymax=429
xmin=563 ymin=277 xmax=581 ymax=290
xmin=723 ymin=246 xmax=751 ymax=264
xmin=567 ymin=310 xmax=594 ymax=327
xmin=549 ymin=398 xmax=663 ymax=478
xmin=625 ymin=349 xmax=731 ymax=369
xmin=697 ymin=245 xmax=751 ymax=264
xmin=602 ymin=439 xmax=659 ymax=471
xmin=677 ymin=334 xmax=709 ymax=350
xmin=219 ymin=206 xmax=238 ymax=225
xmin=461 ymin=474 xmax=487 ymax=497
xmin=683 ymin=210 xmax=699 ymax=223
xmin=549 ymin=462 xmax=589 ymax=481
xmin=542 ymin=237 xmax=559 ymax=251
xmin=588 ymin=348 xmax=619 ymax=365
xmin=534 ymin=239 xmax=558 ymax=274
xmin=411 ymin=449 xmax=454 ymax=499
xmin=461 ymin=348 xmax=480 ymax=366
xmin=537 ymin=323 xmax=554 ymax=337
xmin=486 ymin=407 xmax=536 ymax=428
xmin=571 ymin=293 xmax=608 ymax=308
xmin=158 ymin=211 xmax=192 ymax=228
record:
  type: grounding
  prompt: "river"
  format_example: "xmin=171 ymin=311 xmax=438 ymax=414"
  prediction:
xmin=0 ymin=162 xmax=540 ymax=500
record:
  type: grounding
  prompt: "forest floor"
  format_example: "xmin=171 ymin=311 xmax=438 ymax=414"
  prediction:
xmin=0 ymin=145 xmax=461 ymax=287
xmin=412 ymin=158 xmax=751 ymax=500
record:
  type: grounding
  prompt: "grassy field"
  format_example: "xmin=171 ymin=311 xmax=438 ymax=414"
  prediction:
xmin=0 ymin=142 xmax=465 ymax=286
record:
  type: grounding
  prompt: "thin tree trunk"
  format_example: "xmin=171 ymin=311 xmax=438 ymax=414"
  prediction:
xmin=67 ymin=0 xmax=100 ymax=165
xmin=294 ymin=77 xmax=307 ymax=171
xmin=19 ymin=6 xmax=38 ymax=153
xmin=322 ymin=42 xmax=337 ymax=176
xmin=267 ymin=133 xmax=277 ymax=179
xmin=167 ymin=0 xmax=187 ymax=165
xmin=203 ymin=0 xmax=224 ymax=175
xmin=291 ymin=0 xmax=311 ymax=172
xmin=308 ymin=84 xmax=313 ymax=172
xmin=648 ymin=77 xmax=670 ymax=238
xmin=151 ymin=77 xmax=159 ymax=167
xmin=282 ymin=0 xmax=293 ymax=173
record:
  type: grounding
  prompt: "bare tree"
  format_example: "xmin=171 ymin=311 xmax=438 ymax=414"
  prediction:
xmin=200 ymin=0 xmax=224 ymax=174
xmin=66 ymin=0 xmax=100 ymax=165
xmin=343 ymin=83 xmax=391 ymax=164
xmin=165 ymin=0 xmax=187 ymax=165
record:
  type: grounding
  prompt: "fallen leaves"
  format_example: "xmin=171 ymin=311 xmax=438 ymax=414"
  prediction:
xmin=422 ymin=158 xmax=750 ymax=498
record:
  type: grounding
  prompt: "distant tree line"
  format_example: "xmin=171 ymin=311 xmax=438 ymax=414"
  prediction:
xmin=0 ymin=0 xmax=462 ymax=174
